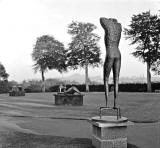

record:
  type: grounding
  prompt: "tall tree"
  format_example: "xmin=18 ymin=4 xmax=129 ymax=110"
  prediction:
xmin=124 ymin=11 xmax=160 ymax=92
xmin=67 ymin=21 xmax=101 ymax=92
xmin=32 ymin=35 xmax=67 ymax=92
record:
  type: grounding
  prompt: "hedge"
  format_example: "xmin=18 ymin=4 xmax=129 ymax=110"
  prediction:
xmin=49 ymin=83 xmax=160 ymax=93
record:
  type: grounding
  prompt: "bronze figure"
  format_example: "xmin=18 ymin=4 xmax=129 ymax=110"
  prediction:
xmin=100 ymin=17 xmax=122 ymax=108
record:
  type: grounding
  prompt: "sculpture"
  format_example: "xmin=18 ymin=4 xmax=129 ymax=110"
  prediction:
xmin=9 ymin=85 xmax=25 ymax=96
xmin=90 ymin=19 xmax=130 ymax=148
xmin=100 ymin=17 xmax=122 ymax=108
xmin=55 ymin=84 xmax=83 ymax=106
xmin=59 ymin=84 xmax=81 ymax=94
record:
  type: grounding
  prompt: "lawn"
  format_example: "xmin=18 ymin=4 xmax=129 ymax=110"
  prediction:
xmin=0 ymin=92 xmax=159 ymax=148
xmin=3 ymin=92 xmax=157 ymax=122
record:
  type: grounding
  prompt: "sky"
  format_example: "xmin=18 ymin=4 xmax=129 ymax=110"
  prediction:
xmin=0 ymin=0 xmax=159 ymax=82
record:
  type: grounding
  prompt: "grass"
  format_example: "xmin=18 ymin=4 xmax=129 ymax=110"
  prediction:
xmin=0 ymin=131 xmax=138 ymax=148
xmin=0 ymin=92 xmax=160 ymax=122
xmin=0 ymin=92 xmax=159 ymax=148
xmin=0 ymin=131 xmax=93 ymax=148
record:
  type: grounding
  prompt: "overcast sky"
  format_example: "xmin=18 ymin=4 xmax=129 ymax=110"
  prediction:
xmin=0 ymin=0 xmax=159 ymax=82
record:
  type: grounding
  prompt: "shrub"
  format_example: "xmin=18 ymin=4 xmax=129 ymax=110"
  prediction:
xmin=24 ymin=82 xmax=160 ymax=93
xmin=24 ymin=84 xmax=42 ymax=93
xmin=0 ymin=80 xmax=9 ymax=93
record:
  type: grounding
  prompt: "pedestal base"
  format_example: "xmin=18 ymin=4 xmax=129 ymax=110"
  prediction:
xmin=89 ymin=116 xmax=133 ymax=148
xmin=92 ymin=116 xmax=128 ymax=123
xmin=9 ymin=91 xmax=25 ymax=96
xmin=92 ymin=136 xmax=127 ymax=148
xmin=54 ymin=94 xmax=83 ymax=106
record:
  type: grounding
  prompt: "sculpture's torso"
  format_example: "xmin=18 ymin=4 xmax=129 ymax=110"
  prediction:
xmin=100 ymin=18 xmax=122 ymax=58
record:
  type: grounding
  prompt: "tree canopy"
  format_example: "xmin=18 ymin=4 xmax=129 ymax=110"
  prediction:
xmin=124 ymin=11 xmax=160 ymax=64
xmin=0 ymin=63 xmax=9 ymax=81
xmin=32 ymin=35 xmax=67 ymax=73
xmin=67 ymin=21 xmax=101 ymax=68
xmin=124 ymin=11 xmax=160 ymax=92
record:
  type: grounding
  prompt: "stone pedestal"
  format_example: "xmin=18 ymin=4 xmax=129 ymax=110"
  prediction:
xmin=54 ymin=93 xmax=83 ymax=106
xmin=90 ymin=116 xmax=133 ymax=148
xmin=9 ymin=91 xmax=25 ymax=96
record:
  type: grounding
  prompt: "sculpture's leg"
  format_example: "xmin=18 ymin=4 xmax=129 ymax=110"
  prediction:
xmin=104 ymin=58 xmax=114 ymax=107
xmin=113 ymin=58 xmax=121 ymax=108
xmin=65 ymin=86 xmax=81 ymax=94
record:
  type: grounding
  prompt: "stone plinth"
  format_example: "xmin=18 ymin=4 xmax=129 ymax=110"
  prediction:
xmin=9 ymin=91 xmax=25 ymax=96
xmin=89 ymin=116 xmax=133 ymax=148
xmin=54 ymin=93 xmax=83 ymax=106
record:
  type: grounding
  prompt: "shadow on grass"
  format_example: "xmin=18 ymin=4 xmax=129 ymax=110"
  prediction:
xmin=128 ymin=143 xmax=139 ymax=148
xmin=0 ymin=131 xmax=138 ymax=148
xmin=0 ymin=131 xmax=93 ymax=148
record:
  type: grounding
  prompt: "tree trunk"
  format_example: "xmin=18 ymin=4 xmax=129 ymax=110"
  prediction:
xmin=41 ymin=70 xmax=45 ymax=92
xmin=85 ymin=63 xmax=89 ymax=92
xmin=147 ymin=61 xmax=152 ymax=92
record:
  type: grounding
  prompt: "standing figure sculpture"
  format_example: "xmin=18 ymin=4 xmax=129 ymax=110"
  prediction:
xmin=100 ymin=17 xmax=122 ymax=108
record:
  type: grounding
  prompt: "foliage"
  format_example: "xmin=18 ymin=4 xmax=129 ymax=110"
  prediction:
xmin=0 ymin=80 xmax=9 ymax=93
xmin=0 ymin=63 xmax=9 ymax=93
xmin=67 ymin=21 xmax=101 ymax=69
xmin=124 ymin=11 xmax=160 ymax=92
xmin=22 ymin=78 xmax=64 ymax=92
xmin=0 ymin=63 xmax=9 ymax=81
xmin=24 ymin=84 xmax=42 ymax=93
xmin=151 ymin=16 xmax=160 ymax=74
xmin=151 ymin=59 xmax=160 ymax=75
xmin=32 ymin=35 xmax=67 ymax=73
xmin=124 ymin=11 xmax=160 ymax=64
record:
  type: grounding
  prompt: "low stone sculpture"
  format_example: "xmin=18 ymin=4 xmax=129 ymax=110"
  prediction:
xmin=9 ymin=85 xmax=25 ymax=96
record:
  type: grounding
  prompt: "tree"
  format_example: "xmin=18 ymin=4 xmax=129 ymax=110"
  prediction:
xmin=67 ymin=21 xmax=102 ymax=92
xmin=124 ymin=11 xmax=160 ymax=92
xmin=0 ymin=63 xmax=9 ymax=81
xmin=32 ymin=35 xmax=67 ymax=92
xmin=151 ymin=18 xmax=160 ymax=75
xmin=0 ymin=63 xmax=9 ymax=93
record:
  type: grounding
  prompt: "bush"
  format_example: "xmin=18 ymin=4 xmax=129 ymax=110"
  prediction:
xmin=24 ymin=84 xmax=42 ymax=93
xmin=49 ymin=85 xmax=59 ymax=92
xmin=0 ymin=80 xmax=9 ymax=93
xmin=152 ymin=82 xmax=160 ymax=92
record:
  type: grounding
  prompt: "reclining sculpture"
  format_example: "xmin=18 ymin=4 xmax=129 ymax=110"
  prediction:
xmin=54 ymin=84 xmax=83 ymax=106
xmin=59 ymin=84 xmax=81 ymax=94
